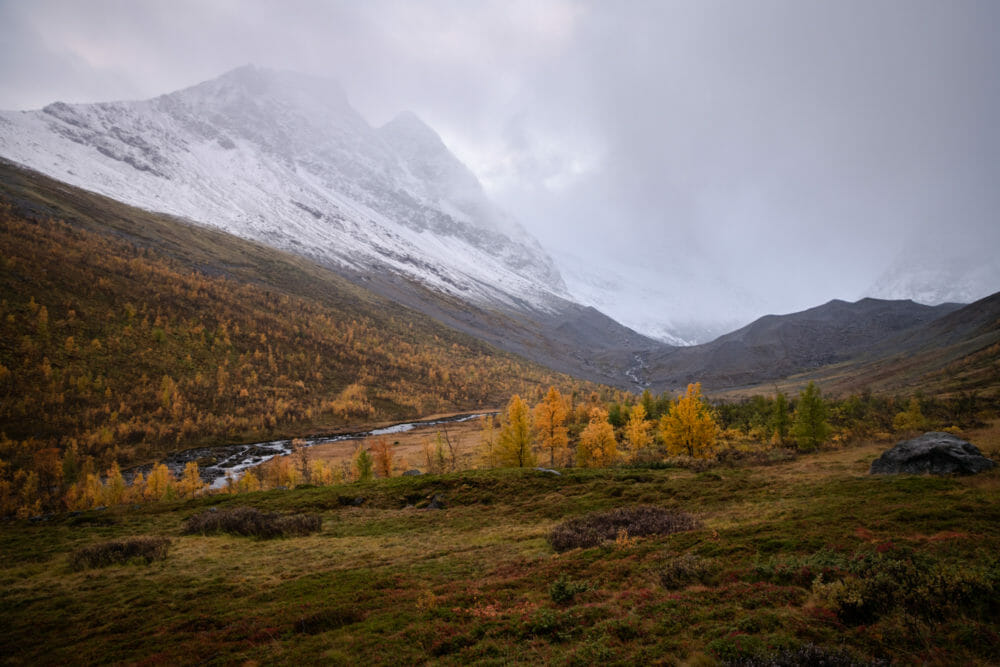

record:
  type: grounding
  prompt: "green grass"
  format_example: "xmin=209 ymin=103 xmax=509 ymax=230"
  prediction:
xmin=2 ymin=441 xmax=999 ymax=665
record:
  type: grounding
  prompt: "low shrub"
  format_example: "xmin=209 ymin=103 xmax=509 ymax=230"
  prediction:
xmin=658 ymin=552 xmax=718 ymax=589
xmin=294 ymin=606 xmax=363 ymax=634
xmin=183 ymin=506 xmax=322 ymax=539
xmin=549 ymin=506 xmax=700 ymax=552
xmin=812 ymin=548 xmax=999 ymax=625
xmin=70 ymin=536 xmax=170 ymax=570
xmin=726 ymin=642 xmax=861 ymax=666
xmin=549 ymin=574 xmax=590 ymax=604
xmin=748 ymin=550 xmax=848 ymax=588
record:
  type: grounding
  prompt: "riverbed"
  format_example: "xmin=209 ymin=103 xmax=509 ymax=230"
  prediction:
xmin=127 ymin=412 xmax=490 ymax=489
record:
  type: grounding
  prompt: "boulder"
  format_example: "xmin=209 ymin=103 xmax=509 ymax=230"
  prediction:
xmin=870 ymin=432 xmax=996 ymax=476
xmin=401 ymin=469 xmax=422 ymax=477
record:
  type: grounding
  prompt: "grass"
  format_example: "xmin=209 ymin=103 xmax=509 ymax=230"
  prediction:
xmin=2 ymin=439 xmax=999 ymax=665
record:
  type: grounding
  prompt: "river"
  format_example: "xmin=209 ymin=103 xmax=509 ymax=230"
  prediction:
xmin=127 ymin=412 xmax=490 ymax=489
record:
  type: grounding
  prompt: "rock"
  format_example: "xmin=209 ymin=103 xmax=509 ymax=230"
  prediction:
xmin=870 ymin=432 xmax=996 ymax=476
xmin=402 ymin=469 xmax=422 ymax=477
xmin=534 ymin=467 xmax=561 ymax=476
xmin=425 ymin=494 xmax=445 ymax=510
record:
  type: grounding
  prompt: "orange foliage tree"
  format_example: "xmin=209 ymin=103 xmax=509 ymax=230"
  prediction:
xmin=497 ymin=395 xmax=536 ymax=467
xmin=658 ymin=383 xmax=716 ymax=458
xmin=576 ymin=407 xmax=618 ymax=467
xmin=533 ymin=386 xmax=569 ymax=467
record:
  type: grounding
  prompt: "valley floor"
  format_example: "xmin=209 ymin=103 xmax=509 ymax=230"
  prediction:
xmin=2 ymin=427 xmax=999 ymax=665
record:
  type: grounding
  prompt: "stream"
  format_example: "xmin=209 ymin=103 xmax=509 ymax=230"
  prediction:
xmin=127 ymin=413 xmax=489 ymax=490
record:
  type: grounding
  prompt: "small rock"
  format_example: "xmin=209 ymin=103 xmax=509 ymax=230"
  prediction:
xmin=425 ymin=494 xmax=445 ymax=510
xmin=870 ymin=431 xmax=996 ymax=476
xmin=402 ymin=469 xmax=422 ymax=477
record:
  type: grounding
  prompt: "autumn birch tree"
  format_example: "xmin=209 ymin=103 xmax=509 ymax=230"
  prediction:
xmin=533 ymin=386 xmax=569 ymax=467
xmin=577 ymin=407 xmax=618 ymax=467
xmin=623 ymin=404 xmax=653 ymax=461
xmin=659 ymin=383 xmax=716 ymax=458
xmin=497 ymin=395 xmax=536 ymax=467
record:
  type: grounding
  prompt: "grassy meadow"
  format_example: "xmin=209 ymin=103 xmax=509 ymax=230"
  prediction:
xmin=3 ymin=425 xmax=999 ymax=665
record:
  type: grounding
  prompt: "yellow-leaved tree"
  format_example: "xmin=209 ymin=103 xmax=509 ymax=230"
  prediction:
xmin=623 ymin=404 xmax=653 ymax=461
xmin=577 ymin=407 xmax=618 ymax=467
xmin=478 ymin=414 xmax=499 ymax=469
xmin=497 ymin=395 xmax=536 ymax=467
xmin=659 ymin=383 xmax=716 ymax=458
xmin=533 ymin=386 xmax=569 ymax=467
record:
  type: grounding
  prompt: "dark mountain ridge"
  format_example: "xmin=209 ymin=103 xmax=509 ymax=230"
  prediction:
xmin=645 ymin=297 xmax=964 ymax=392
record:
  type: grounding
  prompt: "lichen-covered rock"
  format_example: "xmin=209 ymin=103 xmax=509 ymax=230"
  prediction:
xmin=870 ymin=431 xmax=996 ymax=475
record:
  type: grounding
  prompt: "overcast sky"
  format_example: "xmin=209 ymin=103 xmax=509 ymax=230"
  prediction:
xmin=1 ymin=0 xmax=998 ymax=327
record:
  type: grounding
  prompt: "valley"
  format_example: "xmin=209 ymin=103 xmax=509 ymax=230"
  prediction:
xmin=0 ymin=60 xmax=998 ymax=666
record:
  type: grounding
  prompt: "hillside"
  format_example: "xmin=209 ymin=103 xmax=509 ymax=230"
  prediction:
xmin=0 ymin=66 xmax=670 ymax=388
xmin=2 ymin=432 xmax=999 ymax=664
xmin=0 ymin=160 xmax=600 ymax=477
xmin=778 ymin=291 xmax=1000 ymax=397
xmin=645 ymin=298 xmax=962 ymax=392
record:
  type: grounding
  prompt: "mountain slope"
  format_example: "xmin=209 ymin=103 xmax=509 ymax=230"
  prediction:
xmin=0 ymin=65 xmax=668 ymax=387
xmin=0 ymin=65 xmax=561 ymax=308
xmin=645 ymin=297 xmax=963 ymax=391
xmin=0 ymin=160 xmax=602 ymax=468
xmin=789 ymin=291 xmax=1000 ymax=396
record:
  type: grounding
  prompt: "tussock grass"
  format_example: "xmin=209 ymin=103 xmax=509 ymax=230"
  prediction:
xmin=549 ymin=505 xmax=700 ymax=552
xmin=182 ymin=506 xmax=321 ymax=538
xmin=69 ymin=536 xmax=170 ymax=570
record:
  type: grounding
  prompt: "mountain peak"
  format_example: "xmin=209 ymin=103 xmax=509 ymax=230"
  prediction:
xmin=0 ymin=66 xmax=568 ymax=314
xmin=177 ymin=64 xmax=351 ymax=111
xmin=381 ymin=111 xmax=442 ymax=144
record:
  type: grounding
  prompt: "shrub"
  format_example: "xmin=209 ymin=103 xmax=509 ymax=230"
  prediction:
xmin=549 ymin=506 xmax=699 ymax=552
xmin=726 ymin=642 xmax=859 ymax=666
xmin=69 ymin=536 xmax=170 ymax=570
xmin=183 ymin=506 xmax=322 ymax=539
xmin=658 ymin=552 xmax=718 ymax=589
xmin=812 ymin=548 xmax=999 ymax=625
xmin=294 ymin=606 xmax=363 ymax=634
xmin=549 ymin=574 xmax=590 ymax=604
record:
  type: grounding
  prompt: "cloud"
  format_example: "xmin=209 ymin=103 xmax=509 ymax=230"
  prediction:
xmin=1 ymin=0 xmax=997 ymax=323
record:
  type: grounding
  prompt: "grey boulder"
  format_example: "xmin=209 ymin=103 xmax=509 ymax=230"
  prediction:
xmin=870 ymin=431 xmax=996 ymax=476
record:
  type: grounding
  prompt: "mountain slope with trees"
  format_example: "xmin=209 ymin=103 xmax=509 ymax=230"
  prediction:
xmin=0 ymin=161 xmax=601 ymax=514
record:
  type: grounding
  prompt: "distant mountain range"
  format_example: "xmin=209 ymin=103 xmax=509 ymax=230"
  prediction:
xmin=643 ymin=298 xmax=964 ymax=391
xmin=1 ymin=66 xmax=997 ymax=396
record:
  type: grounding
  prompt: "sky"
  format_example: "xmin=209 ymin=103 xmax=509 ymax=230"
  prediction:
xmin=1 ymin=0 xmax=998 ymax=331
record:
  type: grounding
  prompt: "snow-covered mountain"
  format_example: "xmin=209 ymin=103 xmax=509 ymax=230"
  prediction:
xmin=551 ymin=250 xmax=757 ymax=346
xmin=0 ymin=65 xmax=567 ymax=313
xmin=868 ymin=250 xmax=1000 ymax=306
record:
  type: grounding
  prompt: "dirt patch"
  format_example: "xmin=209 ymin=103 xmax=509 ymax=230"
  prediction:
xmin=306 ymin=416 xmax=488 ymax=474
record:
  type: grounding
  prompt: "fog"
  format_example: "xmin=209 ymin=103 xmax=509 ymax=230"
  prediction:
xmin=2 ymin=0 xmax=998 ymax=332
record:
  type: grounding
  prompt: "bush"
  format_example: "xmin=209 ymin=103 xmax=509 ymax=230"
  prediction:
xmin=549 ymin=574 xmax=590 ymax=604
xmin=183 ymin=506 xmax=322 ymax=539
xmin=549 ymin=506 xmax=699 ymax=552
xmin=70 ymin=536 xmax=170 ymax=570
xmin=658 ymin=552 xmax=718 ymax=589
xmin=812 ymin=548 xmax=999 ymax=625
xmin=726 ymin=642 xmax=860 ymax=666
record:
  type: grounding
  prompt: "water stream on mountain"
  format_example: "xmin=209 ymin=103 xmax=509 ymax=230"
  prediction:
xmin=127 ymin=413 xmax=488 ymax=489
